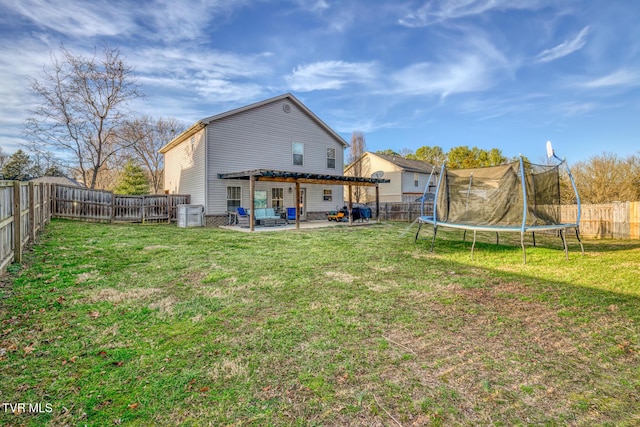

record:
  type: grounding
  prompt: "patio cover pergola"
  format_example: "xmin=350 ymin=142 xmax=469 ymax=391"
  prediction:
xmin=218 ymin=169 xmax=390 ymax=231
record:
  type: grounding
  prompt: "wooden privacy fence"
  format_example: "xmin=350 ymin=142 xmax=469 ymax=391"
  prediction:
xmin=53 ymin=185 xmax=190 ymax=223
xmin=372 ymin=201 xmax=640 ymax=239
xmin=1 ymin=181 xmax=53 ymax=272
xmin=1 ymin=181 xmax=190 ymax=273
xmin=369 ymin=202 xmax=433 ymax=222
xmin=561 ymin=202 xmax=640 ymax=239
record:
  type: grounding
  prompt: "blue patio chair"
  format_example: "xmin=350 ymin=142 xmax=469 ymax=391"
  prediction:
xmin=236 ymin=207 xmax=250 ymax=227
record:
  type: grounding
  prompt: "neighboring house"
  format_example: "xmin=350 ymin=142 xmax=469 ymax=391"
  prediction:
xmin=344 ymin=152 xmax=437 ymax=203
xmin=160 ymin=93 xmax=384 ymax=227
xmin=30 ymin=176 xmax=84 ymax=187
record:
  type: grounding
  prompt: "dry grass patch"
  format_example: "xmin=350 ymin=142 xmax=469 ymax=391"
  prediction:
xmin=148 ymin=296 xmax=179 ymax=315
xmin=83 ymin=287 xmax=163 ymax=304
xmin=325 ymin=271 xmax=356 ymax=284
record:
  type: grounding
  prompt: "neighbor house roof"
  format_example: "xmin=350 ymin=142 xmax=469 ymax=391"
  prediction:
xmin=159 ymin=93 xmax=348 ymax=154
xmin=371 ymin=152 xmax=437 ymax=173
xmin=345 ymin=152 xmax=437 ymax=175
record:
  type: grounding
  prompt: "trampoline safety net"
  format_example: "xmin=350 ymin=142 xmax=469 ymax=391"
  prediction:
xmin=436 ymin=160 xmax=562 ymax=227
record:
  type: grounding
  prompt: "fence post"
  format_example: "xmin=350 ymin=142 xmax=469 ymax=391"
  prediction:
xmin=52 ymin=184 xmax=57 ymax=218
xmin=29 ymin=182 xmax=35 ymax=242
xmin=110 ymin=192 xmax=115 ymax=223
xmin=13 ymin=181 xmax=22 ymax=263
xmin=39 ymin=183 xmax=44 ymax=228
xmin=142 ymin=196 xmax=146 ymax=223
xmin=167 ymin=195 xmax=171 ymax=223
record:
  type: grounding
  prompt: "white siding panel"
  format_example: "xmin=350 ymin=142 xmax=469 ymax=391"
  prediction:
xmin=163 ymin=129 xmax=206 ymax=204
xmin=207 ymin=99 xmax=345 ymax=215
xmin=379 ymin=171 xmax=403 ymax=202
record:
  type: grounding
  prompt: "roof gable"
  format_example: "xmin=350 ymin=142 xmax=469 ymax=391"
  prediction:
xmin=160 ymin=93 xmax=347 ymax=154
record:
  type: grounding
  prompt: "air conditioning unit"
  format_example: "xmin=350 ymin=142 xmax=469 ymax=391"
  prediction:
xmin=177 ymin=204 xmax=204 ymax=227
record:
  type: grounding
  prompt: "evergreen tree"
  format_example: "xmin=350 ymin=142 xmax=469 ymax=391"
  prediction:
xmin=114 ymin=159 xmax=149 ymax=195
xmin=2 ymin=149 xmax=33 ymax=180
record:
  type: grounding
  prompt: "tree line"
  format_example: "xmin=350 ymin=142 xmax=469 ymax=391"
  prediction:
xmin=2 ymin=44 xmax=186 ymax=195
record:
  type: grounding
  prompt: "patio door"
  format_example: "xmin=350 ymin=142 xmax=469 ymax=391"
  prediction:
xmin=299 ymin=188 xmax=307 ymax=220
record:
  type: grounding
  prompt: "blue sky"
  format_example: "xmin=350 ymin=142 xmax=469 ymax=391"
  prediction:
xmin=1 ymin=0 xmax=639 ymax=164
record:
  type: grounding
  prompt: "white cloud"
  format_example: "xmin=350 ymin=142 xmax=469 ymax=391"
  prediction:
xmin=387 ymin=36 xmax=513 ymax=100
xmin=581 ymin=69 xmax=639 ymax=89
xmin=0 ymin=0 xmax=247 ymax=42
xmin=0 ymin=0 xmax=138 ymax=38
xmin=398 ymin=0 xmax=543 ymax=28
xmin=294 ymin=0 xmax=330 ymax=12
xmin=535 ymin=26 xmax=590 ymax=63
xmin=144 ymin=0 xmax=247 ymax=42
xmin=285 ymin=60 xmax=377 ymax=92
xmin=130 ymin=47 xmax=272 ymax=103
xmin=558 ymin=101 xmax=598 ymax=116
xmin=391 ymin=57 xmax=491 ymax=97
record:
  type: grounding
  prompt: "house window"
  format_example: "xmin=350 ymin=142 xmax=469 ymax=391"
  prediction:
xmin=271 ymin=187 xmax=283 ymax=210
xmin=414 ymin=173 xmax=419 ymax=187
xmin=292 ymin=142 xmax=304 ymax=166
xmin=227 ymin=186 xmax=241 ymax=211
xmin=323 ymin=189 xmax=332 ymax=201
xmin=327 ymin=147 xmax=336 ymax=169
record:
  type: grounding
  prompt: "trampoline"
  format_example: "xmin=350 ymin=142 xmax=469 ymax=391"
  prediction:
xmin=415 ymin=145 xmax=584 ymax=263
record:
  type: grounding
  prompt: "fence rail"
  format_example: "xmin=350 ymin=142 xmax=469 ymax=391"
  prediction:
xmin=1 ymin=181 xmax=190 ymax=273
xmin=371 ymin=201 xmax=640 ymax=239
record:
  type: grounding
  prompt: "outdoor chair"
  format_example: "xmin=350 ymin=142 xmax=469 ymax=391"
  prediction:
xmin=236 ymin=207 xmax=250 ymax=228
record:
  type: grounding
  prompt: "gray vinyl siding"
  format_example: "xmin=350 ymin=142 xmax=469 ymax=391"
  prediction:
xmin=163 ymin=129 xmax=206 ymax=204
xmin=207 ymin=99 xmax=345 ymax=215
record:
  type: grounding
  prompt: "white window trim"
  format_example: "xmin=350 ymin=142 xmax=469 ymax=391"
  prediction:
xmin=292 ymin=142 xmax=304 ymax=166
xmin=226 ymin=185 xmax=242 ymax=211
xmin=326 ymin=147 xmax=336 ymax=169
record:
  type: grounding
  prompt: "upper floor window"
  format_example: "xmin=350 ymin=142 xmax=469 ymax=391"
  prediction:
xmin=292 ymin=142 xmax=304 ymax=166
xmin=414 ymin=173 xmax=419 ymax=187
xmin=326 ymin=148 xmax=336 ymax=169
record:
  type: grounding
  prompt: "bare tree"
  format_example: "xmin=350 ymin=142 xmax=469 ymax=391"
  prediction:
xmin=0 ymin=147 xmax=9 ymax=173
xmin=565 ymin=152 xmax=640 ymax=204
xmin=346 ymin=131 xmax=367 ymax=203
xmin=397 ymin=147 xmax=414 ymax=158
xmin=25 ymin=44 xmax=142 ymax=189
xmin=119 ymin=116 xmax=186 ymax=193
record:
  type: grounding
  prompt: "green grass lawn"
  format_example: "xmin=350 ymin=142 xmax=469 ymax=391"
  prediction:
xmin=1 ymin=219 xmax=639 ymax=426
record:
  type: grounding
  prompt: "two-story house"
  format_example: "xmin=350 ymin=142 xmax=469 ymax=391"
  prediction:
xmin=344 ymin=152 xmax=437 ymax=203
xmin=160 ymin=93 xmax=385 ymax=228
